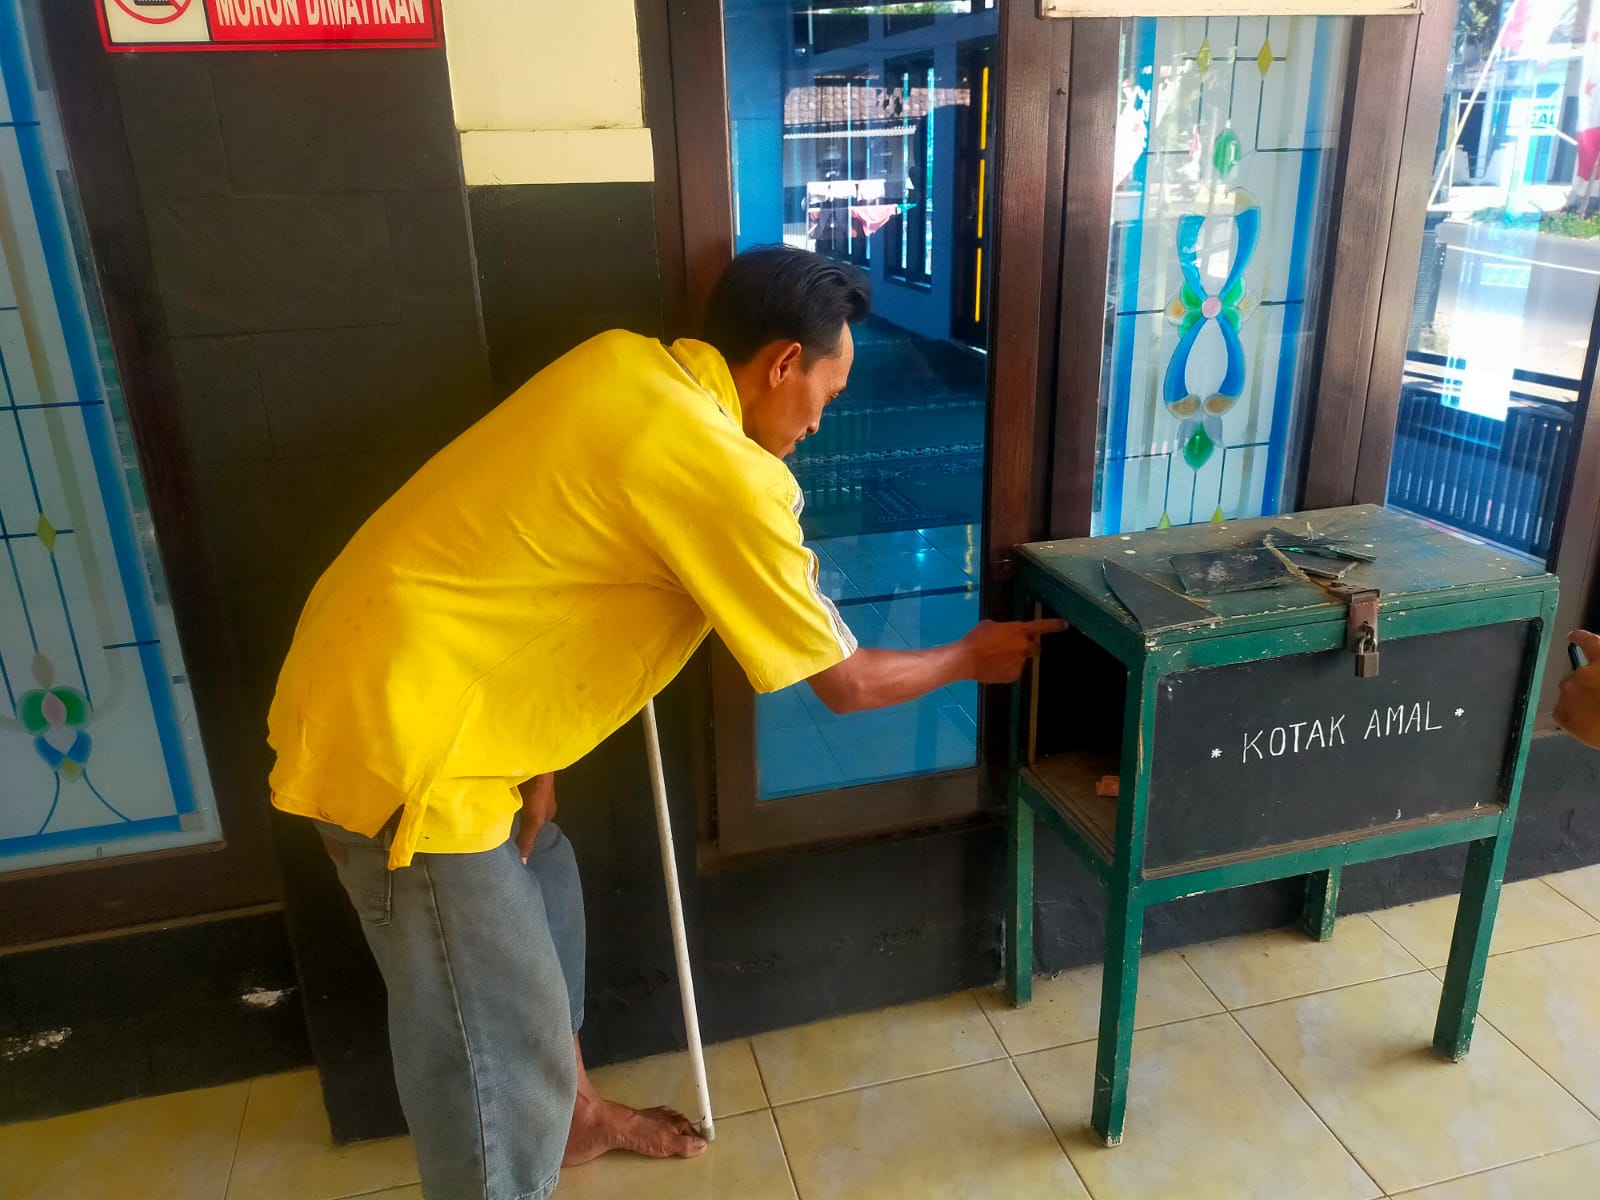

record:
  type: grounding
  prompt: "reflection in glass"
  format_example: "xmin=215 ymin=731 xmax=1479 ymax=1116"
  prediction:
xmin=1093 ymin=16 xmax=1351 ymax=534
xmin=1388 ymin=0 xmax=1597 ymax=562
xmin=724 ymin=1 xmax=998 ymax=798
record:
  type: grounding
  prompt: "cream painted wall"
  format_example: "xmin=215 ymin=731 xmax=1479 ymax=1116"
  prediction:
xmin=439 ymin=0 xmax=654 ymax=185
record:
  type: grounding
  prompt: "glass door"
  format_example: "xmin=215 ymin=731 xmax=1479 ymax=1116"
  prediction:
xmin=725 ymin=1 xmax=999 ymax=803
xmin=1384 ymin=0 xmax=1596 ymax=563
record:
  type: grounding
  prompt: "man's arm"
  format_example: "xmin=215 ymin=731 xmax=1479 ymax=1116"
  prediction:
xmin=808 ymin=618 xmax=1064 ymax=714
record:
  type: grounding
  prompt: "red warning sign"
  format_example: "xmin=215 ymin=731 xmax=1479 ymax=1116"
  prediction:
xmin=99 ymin=0 xmax=443 ymax=53
xmin=110 ymin=0 xmax=196 ymax=24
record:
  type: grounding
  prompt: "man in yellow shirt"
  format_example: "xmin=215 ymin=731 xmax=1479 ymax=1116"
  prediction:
xmin=268 ymin=247 xmax=1060 ymax=1200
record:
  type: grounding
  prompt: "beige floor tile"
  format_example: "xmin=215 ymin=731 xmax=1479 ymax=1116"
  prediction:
xmin=588 ymin=1038 xmax=767 ymax=1120
xmin=1236 ymin=972 xmax=1600 ymax=1194
xmin=1476 ymin=935 xmax=1600 ymax=1117
xmin=1016 ymin=1014 xmax=1378 ymax=1200
xmin=1181 ymin=914 xmax=1427 ymax=1009
xmin=552 ymin=1110 xmax=796 ymax=1200
xmin=350 ymin=1189 xmax=423 ymax=1200
xmin=775 ymin=1058 xmax=1089 ymax=1200
xmin=974 ymin=950 xmax=1222 ymax=1057
xmin=1544 ymin=863 xmax=1600 ymax=922
xmin=750 ymin=991 xmax=1005 ymax=1105
xmin=1391 ymin=1141 xmax=1600 ymax=1198
xmin=1368 ymin=879 xmax=1600 ymax=969
xmin=224 ymin=1070 xmax=418 ymax=1200
xmin=0 ymin=1081 xmax=249 ymax=1200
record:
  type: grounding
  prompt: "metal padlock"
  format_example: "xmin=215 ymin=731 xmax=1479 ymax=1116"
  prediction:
xmin=1355 ymin=626 xmax=1380 ymax=678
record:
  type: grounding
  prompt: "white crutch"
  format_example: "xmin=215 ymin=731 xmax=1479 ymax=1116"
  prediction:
xmin=642 ymin=699 xmax=715 ymax=1142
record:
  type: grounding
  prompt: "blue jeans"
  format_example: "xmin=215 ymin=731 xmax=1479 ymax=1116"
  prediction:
xmin=316 ymin=818 xmax=586 ymax=1200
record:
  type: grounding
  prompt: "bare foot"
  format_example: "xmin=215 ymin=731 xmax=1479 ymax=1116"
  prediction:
xmin=563 ymin=1093 xmax=707 ymax=1167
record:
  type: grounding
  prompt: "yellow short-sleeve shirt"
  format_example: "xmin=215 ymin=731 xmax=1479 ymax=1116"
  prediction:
xmin=267 ymin=332 xmax=857 ymax=867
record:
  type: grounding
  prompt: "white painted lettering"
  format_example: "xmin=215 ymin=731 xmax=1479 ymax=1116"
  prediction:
xmin=248 ymin=0 xmax=268 ymax=25
xmin=409 ymin=0 xmax=424 ymax=20
xmin=1290 ymin=721 xmax=1307 ymax=753
xmin=1269 ymin=728 xmax=1287 ymax=757
xmin=307 ymin=0 xmax=319 ymax=22
xmin=376 ymin=0 xmax=394 ymax=20
xmin=1386 ymin=705 xmax=1405 ymax=736
xmin=1405 ymin=702 xmax=1422 ymax=734
xmin=1426 ymin=701 xmax=1444 ymax=731
xmin=1308 ymin=719 xmax=1326 ymax=750
xmin=1243 ymin=731 xmax=1263 ymax=762
xmin=284 ymin=0 xmax=301 ymax=23
xmin=214 ymin=0 xmax=243 ymax=24
xmin=1365 ymin=709 xmax=1382 ymax=739
xmin=1330 ymin=714 xmax=1346 ymax=745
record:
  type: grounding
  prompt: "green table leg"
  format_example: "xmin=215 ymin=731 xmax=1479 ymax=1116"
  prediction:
xmin=1007 ymin=790 xmax=1034 ymax=1007
xmin=1299 ymin=866 xmax=1342 ymax=942
xmin=1434 ymin=834 xmax=1511 ymax=1060
xmin=1091 ymin=892 xmax=1144 ymax=1146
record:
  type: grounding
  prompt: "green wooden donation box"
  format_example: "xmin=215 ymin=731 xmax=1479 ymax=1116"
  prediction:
xmin=1005 ymin=505 xmax=1558 ymax=1146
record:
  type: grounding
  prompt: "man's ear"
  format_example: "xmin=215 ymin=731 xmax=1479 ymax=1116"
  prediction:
xmin=767 ymin=340 xmax=805 ymax=388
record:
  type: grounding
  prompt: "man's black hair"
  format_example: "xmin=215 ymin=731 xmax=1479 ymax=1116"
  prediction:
xmin=702 ymin=245 xmax=872 ymax=366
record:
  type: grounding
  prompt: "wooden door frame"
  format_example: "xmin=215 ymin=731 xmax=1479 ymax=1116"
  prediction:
xmin=642 ymin=0 xmax=1063 ymax=857
xmin=0 ymin=4 xmax=277 ymax=943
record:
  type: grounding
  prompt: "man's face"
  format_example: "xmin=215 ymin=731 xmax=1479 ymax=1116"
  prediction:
xmin=752 ymin=323 xmax=854 ymax=459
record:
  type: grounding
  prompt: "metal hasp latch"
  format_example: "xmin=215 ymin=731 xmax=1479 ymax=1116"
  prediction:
xmin=1329 ymin=583 xmax=1381 ymax=679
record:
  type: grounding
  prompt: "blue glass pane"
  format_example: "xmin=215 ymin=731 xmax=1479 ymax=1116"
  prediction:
xmin=1388 ymin=1 xmax=1596 ymax=563
xmin=725 ymin=2 xmax=998 ymax=799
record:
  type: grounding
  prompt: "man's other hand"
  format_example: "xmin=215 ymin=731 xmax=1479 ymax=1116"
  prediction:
xmin=960 ymin=618 xmax=1068 ymax=684
xmin=516 ymin=773 xmax=557 ymax=863
xmin=1555 ymin=631 xmax=1600 ymax=750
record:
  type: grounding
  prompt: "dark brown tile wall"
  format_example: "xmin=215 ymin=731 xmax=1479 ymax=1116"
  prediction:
xmin=111 ymin=48 xmax=492 ymax=736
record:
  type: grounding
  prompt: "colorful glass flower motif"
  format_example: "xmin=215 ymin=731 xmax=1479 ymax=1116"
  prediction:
xmin=1212 ymin=127 xmax=1242 ymax=179
xmin=19 ymin=680 xmax=93 ymax=781
xmin=1162 ymin=189 xmax=1261 ymax=472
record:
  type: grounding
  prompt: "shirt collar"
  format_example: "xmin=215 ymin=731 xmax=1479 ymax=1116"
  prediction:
xmin=668 ymin=338 xmax=743 ymax=428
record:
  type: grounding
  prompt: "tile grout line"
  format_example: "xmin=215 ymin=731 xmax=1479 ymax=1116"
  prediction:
xmin=1221 ymin=964 xmax=1436 ymax=1017
xmin=744 ymin=1035 xmax=809 ymax=1200
xmin=1467 ymin=1000 xmax=1600 ymax=1129
xmin=746 ymin=1036 xmax=776 ymax=1111
xmin=764 ymin=1051 xmax=1011 ymax=1113
xmin=1362 ymin=911 xmax=1435 ymax=973
xmin=1003 ymin=1057 xmax=1099 ymax=1200
xmin=970 ymin=985 xmax=1009 ymax=1054
xmin=1544 ymin=872 xmax=1600 ymax=923
xmin=218 ymin=1078 xmax=255 ymax=1200
xmin=1224 ymin=1007 xmax=1388 ymax=1199
xmin=765 ymin=1106 xmax=807 ymax=1200
xmin=1405 ymin=926 xmax=1600 ymax=974
xmin=1173 ymin=948 xmax=1229 ymax=1015
xmin=1381 ymin=1137 xmax=1600 ymax=1197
